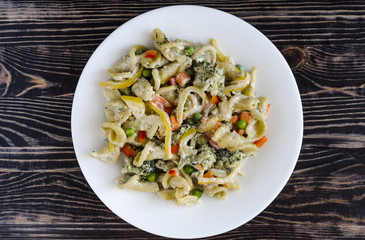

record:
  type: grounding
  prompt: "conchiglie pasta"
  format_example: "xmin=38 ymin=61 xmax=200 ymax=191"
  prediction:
xmin=90 ymin=144 xmax=120 ymax=164
xmin=101 ymin=122 xmax=126 ymax=147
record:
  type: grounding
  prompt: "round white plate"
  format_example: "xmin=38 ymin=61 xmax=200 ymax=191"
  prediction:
xmin=71 ymin=5 xmax=303 ymax=239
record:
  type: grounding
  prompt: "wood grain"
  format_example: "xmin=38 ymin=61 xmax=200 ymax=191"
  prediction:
xmin=0 ymin=0 xmax=364 ymax=239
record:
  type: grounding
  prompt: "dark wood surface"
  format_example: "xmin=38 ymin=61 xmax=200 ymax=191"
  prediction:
xmin=1 ymin=1 xmax=364 ymax=239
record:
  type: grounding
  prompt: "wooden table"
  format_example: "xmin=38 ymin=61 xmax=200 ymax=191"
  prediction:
xmin=1 ymin=1 xmax=364 ymax=239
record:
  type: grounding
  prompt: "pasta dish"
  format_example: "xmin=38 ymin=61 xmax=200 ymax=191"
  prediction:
xmin=91 ymin=28 xmax=269 ymax=206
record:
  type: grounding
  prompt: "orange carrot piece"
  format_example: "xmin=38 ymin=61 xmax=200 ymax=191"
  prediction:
xmin=203 ymin=171 xmax=214 ymax=178
xmin=240 ymin=111 xmax=252 ymax=123
xmin=139 ymin=131 xmax=146 ymax=144
xmin=176 ymin=71 xmax=191 ymax=87
xmin=265 ymin=104 xmax=271 ymax=119
xmin=170 ymin=115 xmax=180 ymax=131
xmin=168 ymin=169 xmax=179 ymax=177
xmin=121 ymin=144 xmax=137 ymax=157
xmin=254 ymin=136 xmax=267 ymax=148
xmin=171 ymin=145 xmax=179 ymax=154
xmin=145 ymin=50 xmax=157 ymax=58
xmin=236 ymin=129 xmax=245 ymax=136
xmin=151 ymin=94 xmax=171 ymax=108
xmin=231 ymin=115 xmax=239 ymax=124
xmin=211 ymin=95 xmax=220 ymax=104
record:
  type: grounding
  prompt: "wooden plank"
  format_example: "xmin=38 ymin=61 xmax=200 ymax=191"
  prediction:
xmin=0 ymin=223 xmax=364 ymax=239
xmin=0 ymin=148 xmax=363 ymax=232
xmin=0 ymin=0 xmax=364 ymax=239
xmin=0 ymin=1 xmax=364 ymax=47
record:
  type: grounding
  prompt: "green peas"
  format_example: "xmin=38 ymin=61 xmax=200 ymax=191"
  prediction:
xmin=237 ymin=120 xmax=247 ymax=129
xmin=183 ymin=165 xmax=195 ymax=175
xmin=193 ymin=113 xmax=203 ymax=123
xmin=236 ymin=64 xmax=243 ymax=72
xmin=125 ymin=127 xmax=135 ymax=136
xmin=142 ymin=69 xmax=152 ymax=78
xmin=147 ymin=172 xmax=157 ymax=182
xmin=192 ymin=189 xmax=203 ymax=198
xmin=185 ymin=46 xmax=195 ymax=56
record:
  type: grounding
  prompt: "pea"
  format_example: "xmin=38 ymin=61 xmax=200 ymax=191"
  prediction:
xmin=183 ymin=165 xmax=195 ymax=175
xmin=193 ymin=113 xmax=203 ymax=123
xmin=185 ymin=46 xmax=195 ymax=56
xmin=125 ymin=127 xmax=135 ymax=136
xmin=147 ymin=172 xmax=157 ymax=182
xmin=142 ymin=69 xmax=152 ymax=78
xmin=236 ymin=64 xmax=243 ymax=72
xmin=237 ymin=120 xmax=247 ymax=129
xmin=192 ymin=189 xmax=203 ymax=198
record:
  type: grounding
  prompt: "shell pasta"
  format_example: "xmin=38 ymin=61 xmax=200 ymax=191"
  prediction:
xmin=90 ymin=28 xmax=270 ymax=206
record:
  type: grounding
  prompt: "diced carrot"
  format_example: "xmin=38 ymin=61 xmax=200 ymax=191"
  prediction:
xmin=169 ymin=77 xmax=177 ymax=85
xmin=236 ymin=129 xmax=245 ymax=136
xmin=203 ymin=171 xmax=214 ymax=178
xmin=151 ymin=94 xmax=172 ymax=111
xmin=211 ymin=95 xmax=220 ymax=104
xmin=168 ymin=169 xmax=179 ymax=177
xmin=195 ymin=164 xmax=204 ymax=171
xmin=223 ymin=183 xmax=229 ymax=188
xmin=240 ymin=111 xmax=252 ymax=123
xmin=231 ymin=115 xmax=239 ymax=124
xmin=121 ymin=144 xmax=137 ymax=157
xmin=171 ymin=145 xmax=179 ymax=154
xmin=170 ymin=115 xmax=181 ymax=131
xmin=265 ymin=104 xmax=271 ymax=119
xmin=176 ymin=71 xmax=191 ymax=87
xmin=139 ymin=131 xmax=146 ymax=144
xmin=145 ymin=50 xmax=157 ymax=58
xmin=254 ymin=136 xmax=267 ymax=148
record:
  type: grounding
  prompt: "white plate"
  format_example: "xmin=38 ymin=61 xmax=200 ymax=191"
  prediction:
xmin=71 ymin=5 xmax=303 ymax=239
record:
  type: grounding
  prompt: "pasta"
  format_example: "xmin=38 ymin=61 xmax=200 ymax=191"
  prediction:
xmin=91 ymin=28 xmax=270 ymax=206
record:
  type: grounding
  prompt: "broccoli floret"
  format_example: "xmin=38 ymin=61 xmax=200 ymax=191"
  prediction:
xmin=215 ymin=149 xmax=247 ymax=170
xmin=194 ymin=62 xmax=215 ymax=80
xmin=171 ymin=123 xmax=195 ymax=145
xmin=121 ymin=157 xmax=156 ymax=181
xmin=195 ymin=144 xmax=216 ymax=170
xmin=181 ymin=144 xmax=216 ymax=170
xmin=193 ymin=62 xmax=225 ymax=95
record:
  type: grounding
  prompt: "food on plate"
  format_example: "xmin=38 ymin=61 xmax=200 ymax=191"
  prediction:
xmin=91 ymin=28 xmax=270 ymax=206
